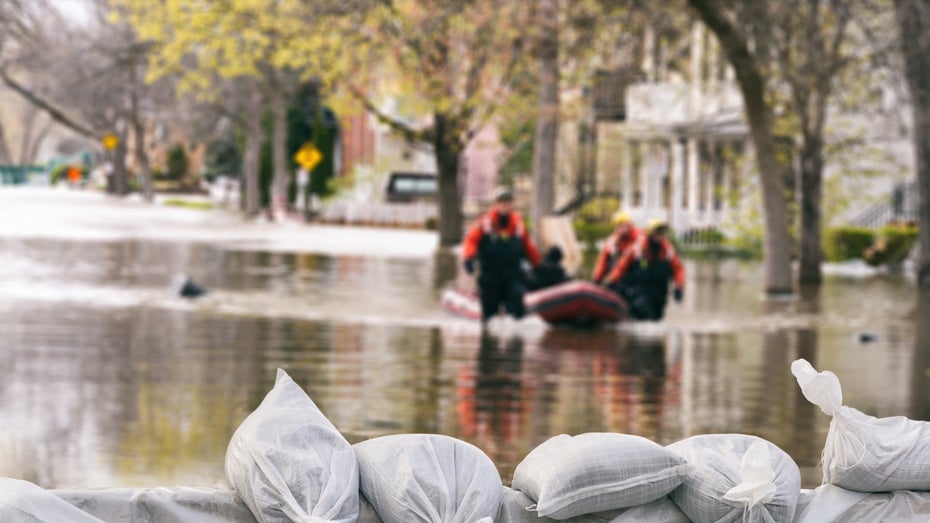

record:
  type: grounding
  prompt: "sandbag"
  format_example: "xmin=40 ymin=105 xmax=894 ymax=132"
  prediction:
xmin=793 ymin=484 xmax=930 ymax=522
xmin=511 ymin=432 xmax=690 ymax=520
xmin=666 ymin=434 xmax=801 ymax=523
xmin=496 ymin=487 xmax=687 ymax=523
xmin=0 ymin=477 xmax=106 ymax=523
xmin=792 ymin=358 xmax=930 ymax=491
xmin=225 ymin=368 xmax=359 ymax=523
xmin=54 ymin=486 xmax=259 ymax=522
xmin=354 ymin=433 xmax=502 ymax=523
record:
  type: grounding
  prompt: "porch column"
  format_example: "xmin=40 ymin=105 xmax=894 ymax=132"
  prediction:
xmin=622 ymin=139 xmax=633 ymax=210
xmin=670 ymin=137 xmax=685 ymax=231
xmin=686 ymin=137 xmax=700 ymax=227
xmin=704 ymin=142 xmax=716 ymax=220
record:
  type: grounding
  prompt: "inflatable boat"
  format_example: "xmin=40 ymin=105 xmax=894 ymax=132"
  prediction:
xmin=441 ymin=280 xmax=628 ymax=326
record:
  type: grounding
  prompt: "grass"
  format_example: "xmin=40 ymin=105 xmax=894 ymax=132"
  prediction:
xmin=162 ymin=198 xmax=214 ymax=210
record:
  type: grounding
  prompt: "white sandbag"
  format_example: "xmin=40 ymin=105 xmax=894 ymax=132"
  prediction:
xmin=793 ymin=484 xmax=930 ymax=522
xmin=792 ymin=358 xmax=930 ymax=491
xmin=497 ymin=487 xmax=689 ymax=523
xmin=354 ymin=433 xmax=502 ymax=523
xmin=609 ymin=496 xmax=691 ymax=523
xmin=55 ymin=486 xmax=259 ymax=523
xmin=0 ymin=477 xmax=106 ymax=523
xmin=358 ymin=493 xmax=384 ymax=523
xmin=511 ymin=432 xmax=690 ymax=520
xmin=667 ymin=434 xmax=801 ymax=523
xmin=56 ymin=487 xmax=381 ymax=523
xmin=225 ymin=368 xmax=359 ymax=523
xmin=497 ymin=487 xmax=558 ymax=523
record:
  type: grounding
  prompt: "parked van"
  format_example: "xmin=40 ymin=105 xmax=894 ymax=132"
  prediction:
xmin=384 ymin=172 xmax=437 ymax=203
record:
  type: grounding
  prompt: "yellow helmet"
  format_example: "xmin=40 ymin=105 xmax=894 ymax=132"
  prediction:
xmin=647 ymin=218 xmax=669 ymax=234
xmin=611 ymin=210 xmax=632 ymax=226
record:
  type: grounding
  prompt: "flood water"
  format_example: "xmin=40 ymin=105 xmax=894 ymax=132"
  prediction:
xmin=0 ymin=188 xmax=927 ymax=492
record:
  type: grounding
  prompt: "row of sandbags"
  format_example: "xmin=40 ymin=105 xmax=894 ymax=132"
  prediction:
xmin=221 ymin=364 xmax=930 ymax=522
xmin=7 ymin=361 xmax=930 ymax=522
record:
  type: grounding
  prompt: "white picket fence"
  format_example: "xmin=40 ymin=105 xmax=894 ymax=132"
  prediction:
xmin=319 ymin=201 xmax=437 ymax=228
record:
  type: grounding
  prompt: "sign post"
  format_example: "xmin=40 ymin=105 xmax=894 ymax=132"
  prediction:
xmin=294 ymin=143 xmax=323 ymax=213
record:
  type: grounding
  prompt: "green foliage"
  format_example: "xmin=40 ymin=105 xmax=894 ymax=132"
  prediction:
xmin=575 ymin=195 xmax=620 ymax=224
xmin=823 ymin=226 xmax=875 ymax=262
xmin=203 ymin=134 xmax=242 ymax=182
xmin=163 ymin=198 xmax=213 ymax=210
xmin=165 ymin=144 xmax=190 ymax=181
xmin=864 ymin=224 xmax=919 ymax=266
xmin=573 ymin=221 xmax=614 ymax=248
xmin=572 ymin=196 xmax=620 ymax=250
xmin=49 ymin=164 xmax=87 ymax=185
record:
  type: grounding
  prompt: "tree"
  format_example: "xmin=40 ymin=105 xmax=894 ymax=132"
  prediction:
xmin=895 ymin=0 xmax=930 ymax=288
xmin=349 ymin=0 xmax=531 ymax=246
xmin=118 ymin=0 xmax=358 ymax=217
xmin=530 ymin=0 xmax=560 ymax=235
xmin=688 ymin=0 xmax=794 ymax=295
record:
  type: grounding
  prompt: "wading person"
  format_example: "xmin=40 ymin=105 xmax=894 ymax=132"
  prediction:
xmin=605 ymin=219 xmax=684 ymax=320
xmin=592 ymin=210 xmax=641 ymax=284
xmin=461 ymin=187 xmax=541 ymax=323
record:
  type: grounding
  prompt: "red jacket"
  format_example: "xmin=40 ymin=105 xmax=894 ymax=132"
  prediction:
xmin=606 ymin=234 xmax=685 ymax=288
xmin=592 ymin=227 xmax=642 ymax=283
xmin=462 ymin=208 xmax=541 ymax=267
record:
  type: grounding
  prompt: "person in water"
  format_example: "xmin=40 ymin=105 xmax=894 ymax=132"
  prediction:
xmin=605 ymin=219 xmax=684 ymax=320
xmin=592 ymin=210 xmax=641 ymax=285
xmin=526 ymin=245 xmax=570 ymax=291
xmin=461 ymin=187 xmax=541 ymax=322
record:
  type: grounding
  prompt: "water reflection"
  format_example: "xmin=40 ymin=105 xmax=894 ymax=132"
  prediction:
xmin=0 ymin=232 xmax=925 ymax=492
xmin=911 ymin=291 xmax=930 ymax=421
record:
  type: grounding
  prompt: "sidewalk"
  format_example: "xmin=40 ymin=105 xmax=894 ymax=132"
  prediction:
xmin=0 ymin=187 xmax=440 ymax=259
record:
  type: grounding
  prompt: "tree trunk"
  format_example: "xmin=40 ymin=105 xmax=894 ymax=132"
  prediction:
xmin=132 ymin=114 xmax=153 ymax=203
xmin=243 ymin=87 xmax=263 ymax=217
xmin=531 ymin=0 xmax=560 ymax=241
xmin=688 ymin=0 xmax=794 ymax=295
xmin=112 ymin=136 xmax=129 ymax=196
xmin=128 ymin=67 xmax=153 ymax=203
xmin=23 ymin=119 xmax=52 ymax=166
xmin=270 ymin=86 xmax=290 ymax=220
xmin=895 ymin=0 xmax=930 ymax=288
xmin=798 ymin=135 xmax=824 ymax=284
xmin=0 ymin=120 xmax=14 ymax=164
xmin=434 ymin=112 xmax=464 ymax=246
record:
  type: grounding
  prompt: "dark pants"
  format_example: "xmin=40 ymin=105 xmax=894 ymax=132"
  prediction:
xmin=479 ymin=277 xmax=526 ymax=321
xmin=609 ymin=282 xmax=668 ymax=321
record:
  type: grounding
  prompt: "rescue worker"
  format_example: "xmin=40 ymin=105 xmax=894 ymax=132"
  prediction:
xmin=462 ymin=187 xmax=541 ymax=322
xmin=605 ymin=219 xmax=684 ymax=321
xmin=592 ymin=210 xmax=641 ymax=284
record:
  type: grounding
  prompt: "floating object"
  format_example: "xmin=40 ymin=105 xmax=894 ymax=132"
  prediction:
xmin=856 ymin=332 xmax=878 ymax=343
xmin=440 ymin=280 xmax=628 ymax=326
xmin=168 ymin=273 xmax=208 ymax=298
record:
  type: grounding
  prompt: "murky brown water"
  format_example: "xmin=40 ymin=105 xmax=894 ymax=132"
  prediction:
xmin=0 ymin=190 xmax=927 ymax=492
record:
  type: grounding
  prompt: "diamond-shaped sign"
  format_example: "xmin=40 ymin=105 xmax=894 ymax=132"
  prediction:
xmin=101 ymin=133 xmax=119 ymax=151
xmin=294 ymin=143 xmax=323 ymax=171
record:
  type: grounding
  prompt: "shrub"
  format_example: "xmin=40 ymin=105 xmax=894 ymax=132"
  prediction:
xmin=863 ymin=223 xmax=919 ymax=266
xmin=823 ymin=227 xmax=875 ymax=262
xmin=166 ymin=144 xmax=190 ymax=181
xmin=573 ymin=196 xmax=620 ymax=250
xmin=49 ymin=164 xmax=88 ymax=185
xmin=575 ymin=196 xmax=620 ymax=225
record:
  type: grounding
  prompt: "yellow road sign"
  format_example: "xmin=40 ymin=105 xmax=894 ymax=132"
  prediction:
xmin=294 ymin=143 xmax=323 ymax=171
xmin=102 ymin=133 xmax=119 ymax=150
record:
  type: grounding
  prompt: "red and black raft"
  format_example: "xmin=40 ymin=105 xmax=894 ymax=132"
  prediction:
xmin=441 ymin=280 xmax=628 ymax=326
